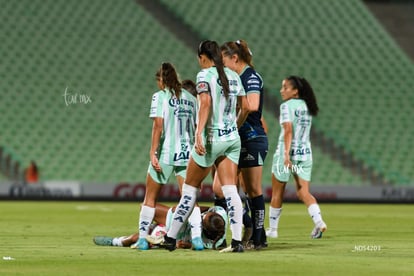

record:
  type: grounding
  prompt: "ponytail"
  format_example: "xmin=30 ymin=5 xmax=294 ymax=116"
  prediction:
xmin=221 ymin=39 xmax=254 ymax=68
xmin=160 ymin=62 xmax=182 ymax=98
xmin=287 ymin=76 xmax=319 ymax=116
xmin=198 ymin=40 xmax=230 ymax=98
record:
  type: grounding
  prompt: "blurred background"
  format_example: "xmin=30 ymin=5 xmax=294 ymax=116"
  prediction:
xmin=1 ymin=0 xmax=413 ymax=201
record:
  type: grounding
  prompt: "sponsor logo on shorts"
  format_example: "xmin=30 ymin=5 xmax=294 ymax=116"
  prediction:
xmin=276 ymin=156 xmax=305 ymax=175
xmin=244 ymin=154 xmax=255 ymax=161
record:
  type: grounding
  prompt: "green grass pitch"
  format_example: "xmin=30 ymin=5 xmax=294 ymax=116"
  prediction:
xmin=1 ymin=201 xmax=413 ymax=275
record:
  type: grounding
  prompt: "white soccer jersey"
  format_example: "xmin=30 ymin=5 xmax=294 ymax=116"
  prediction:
xmin=195 ymin=67 xmax=245 ymax=142
xmin=149 ymin=88 xmax=197 ymax=166
xmin=277 ymin=98 xmax=313 ymax=161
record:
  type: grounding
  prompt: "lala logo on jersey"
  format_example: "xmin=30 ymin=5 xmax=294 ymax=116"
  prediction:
xmin=174 ymin=151 xmax=189 ymax=161
xmin=291 ymin=147 xmax=311 ymax=156
xmin=173 ymin=144 xmax=189 ymax=161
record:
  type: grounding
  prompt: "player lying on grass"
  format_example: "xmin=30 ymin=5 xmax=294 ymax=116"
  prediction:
xmin=93 ymin=203 xmax=228 ymax=250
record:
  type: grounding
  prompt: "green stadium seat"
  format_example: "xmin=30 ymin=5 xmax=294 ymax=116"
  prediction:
xmin=1 ymin=0 xmax=412 ymax=186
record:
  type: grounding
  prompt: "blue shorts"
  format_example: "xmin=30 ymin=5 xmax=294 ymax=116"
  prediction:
xmin=238 ymin=137 xmax=268 ymax=168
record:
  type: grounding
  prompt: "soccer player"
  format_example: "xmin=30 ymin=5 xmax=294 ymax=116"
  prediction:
xmin=181 ymin=79 xmax=197 ymax=97
xmin=220 ymin=40 xmax=268 ymax=249
xmin=93 ymin=203 xmax=228 ymax=250
xmin=267 ymin=76 xmax=327 ymax=239
xmin=135 ymin=63 xmax=199 ymax=250
xmin=158 ymin=40 xmax=248 ymax=253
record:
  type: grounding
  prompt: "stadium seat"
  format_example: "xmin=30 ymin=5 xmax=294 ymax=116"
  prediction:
xmin=1 ymin=0 xmax=413 ymax=186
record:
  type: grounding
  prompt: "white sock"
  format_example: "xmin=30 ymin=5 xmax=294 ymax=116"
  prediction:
xmin=268 ymin=206 xmax=282 ymax=230
xmin=167 ymin=183 xmax=197 ymax=239
xmin=188 ymin=206 xmax=202 ymax=239
xmin=138 ymin=205 xmax=155 ymax=239
xmin=112 ymin=236 xmax=125 ymax=247
xmin=307 ymin=203 xmax=323 ymax=225
xmin=222 ymin=184 xmax=243 ymax=242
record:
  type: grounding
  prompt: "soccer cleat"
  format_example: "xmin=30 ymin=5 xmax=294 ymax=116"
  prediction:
xmin=93 ymin=236 xmax=113 ymax=246
xmin=253 ymin=242 xmax=265 ymax=251
xmin=148 ymin=234 xmax=177 ymax=251
xmin=311 ymin=221 xmax=327 ymax=239
xmin=242 ymin=240 xmax=266 ymax=251
xmin=136 ymin=238 xmax=149 ymax=250
xmin=219 ymin=239 xmax=244 ymax=253
xmin=266 ymin=228 xmax=278 ymax=238
xmin=191 ymin=237 xmax=204 ymax=251
xmin=242 ymin=240 xmax=254 ymax=250
xmin=159 ymin=235 xmax=177 ymax=251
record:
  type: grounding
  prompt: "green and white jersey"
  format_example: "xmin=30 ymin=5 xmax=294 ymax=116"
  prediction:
xmin=149 ymin=88 xmax=197 ymax=166
xmin=195 ymin=67 xmax=245 ymax=143
xmin=276 ymin=98 xmax=312 ymax=161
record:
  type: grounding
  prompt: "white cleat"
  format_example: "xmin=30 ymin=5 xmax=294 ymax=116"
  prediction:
xmin=311 ymin=222 xmax=327 ymax=239
xmin=266 ymin=228 xmax=278 ymax=238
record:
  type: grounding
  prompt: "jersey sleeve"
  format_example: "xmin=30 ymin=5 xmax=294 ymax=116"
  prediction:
xmin=196 ymin=70 xmax=210 ymax=94
xmin=245 ymin=72 xmax=262 ymax=94
xmin=280 ymin=102 xmax=291 ymax=124
xmin=149 ymin=92 xmax=164 ymax=118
